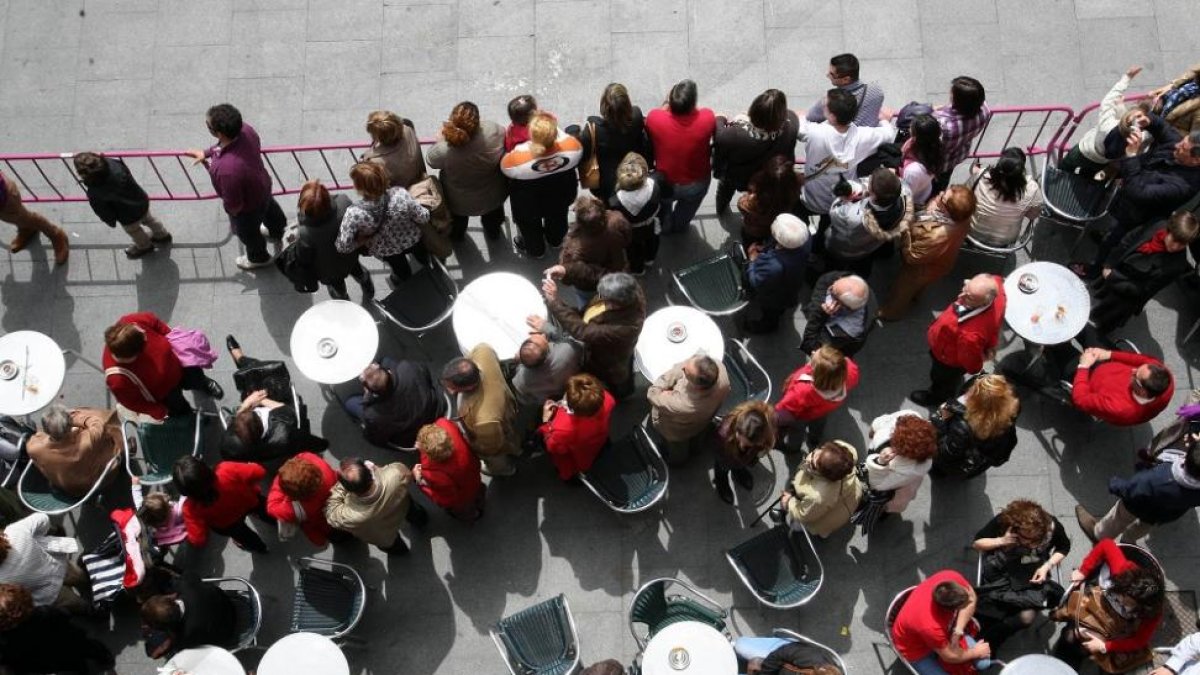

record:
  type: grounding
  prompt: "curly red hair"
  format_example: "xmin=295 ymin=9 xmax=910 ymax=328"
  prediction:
xmin=890 ymin=415 xmax=938 ymax=461
xmin=278 ymin=456 xmax=325 ymax=501
xmin=0 ymin=583 xmax=33 ymax=631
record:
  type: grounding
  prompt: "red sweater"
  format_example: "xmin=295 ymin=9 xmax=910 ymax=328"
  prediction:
xmin=539 ymin=392 xmax=616 ymax=480
xmin=1077 ymin=539 xmax=1163 ymax=653
xmin=1072 ymin=351 xmax=1173 ymax=426
xmin=646 ymin=107 xmax=716 ymax=185
xmin=102 ymin=312 xmax=182 ymax=420
xmin=417 ymin=418 xmax=483 ymax=511
xmin=181 ymin=462 xmax=266 ymax=547
xmin=266 ymin=452 xmax=337 ymax=547
xmin=926 ymin=278 xmax=1006 ymax=373
xmin=775 ymin=359 xmax=860 ymax=422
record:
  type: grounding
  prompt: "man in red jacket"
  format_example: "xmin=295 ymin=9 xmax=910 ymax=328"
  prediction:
xmin=1071 ymin=348 xmax=1173 ymax=426
xmin=911 ymin=274 xmax=1006 ymax=406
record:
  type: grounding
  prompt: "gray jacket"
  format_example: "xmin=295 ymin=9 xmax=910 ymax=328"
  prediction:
xmin=426 ymin=120 xmax=508 ymax=216
xmin=511 ymin=327 xmax=581 ymax=406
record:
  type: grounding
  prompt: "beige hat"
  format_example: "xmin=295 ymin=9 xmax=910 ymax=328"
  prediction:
xmin=771 ymin=213 xmax=810 ymax=249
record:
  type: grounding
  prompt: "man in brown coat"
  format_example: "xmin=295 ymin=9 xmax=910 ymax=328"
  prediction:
xmin=25 ymin=404 xmax=121 ymax=498
xmin=324 ymin=457 xmax=427 ymax=554
xmin=647 ymin=354 xmax=731 ymax=463
xmin=544 ymin=195 xmax=630 ymax=306
xmin=543 ymin=271 xmax=646 ymax=398
xmin=442 ymin=345 xmax=519 ymax=476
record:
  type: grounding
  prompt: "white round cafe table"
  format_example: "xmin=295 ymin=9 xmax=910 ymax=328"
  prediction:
xmin=162 ymin=645 xmax=244 ymax=675
xmin=635 ymin=306 xmax=725 ymax=382
xmin=1003 ymin=261 xmax=1090 ymax=346
xmin=289 ymin=300 xmax=379 ymax=384
xmin=1000 ymin=653 xmax=1077 ymax=674
xmin=0 ymin=331 xmax=66 ymax=416
xmin=257 ymin=632 xmax=349 ymax=675
xmin=642 ymin=621 xmax=737 ymax=675
xmin=452 ymin=272 xmax=547 ymax=357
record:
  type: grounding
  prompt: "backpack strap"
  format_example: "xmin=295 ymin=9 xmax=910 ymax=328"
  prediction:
xmin=105 ymin=366 xmax=154 ymax=403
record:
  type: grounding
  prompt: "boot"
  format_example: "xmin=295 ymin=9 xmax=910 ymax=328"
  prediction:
xmin=49 ymin=227 xmax=69 ymax=265
xmin=9 ymin=228 xmax=37 ymax=254
xmin=1074 ymin=505 xmax=1099 ymax=544
xmin=713 ymin=474 xmax=734 ymax=505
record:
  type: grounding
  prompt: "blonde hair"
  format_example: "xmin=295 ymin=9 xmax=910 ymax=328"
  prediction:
xmin=366 ymin=110 xmax=406 ymax=146
xmin=615 ymin=152 xmax=648 ymax=191
xmin=965 ymin=374 xmax=1020 ymax=439
xmin=808 ymin=345 xmax=849 ymax=393
xmin=417 ymin=423 xmax=454 ymax=462
xmin=528 ymin=113 xmax=559 ymax=157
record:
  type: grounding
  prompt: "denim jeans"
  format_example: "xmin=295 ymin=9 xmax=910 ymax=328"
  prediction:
xmin=660 ymin=179 xmax=710 ymax=233
xmin=909 ymin=636 xmax=991 ymax=674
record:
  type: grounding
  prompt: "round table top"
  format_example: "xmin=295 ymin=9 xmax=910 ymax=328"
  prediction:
xmin=1003 ymin=261 xmax=1090 ymax=345
xmin=642 ymin=621 xmax=737 ymax=675
xmin=0 ymin=331 xmax=66 ymax=416
xmin=163 ymin=645 xmax=244 ymax=675
xmin=452 ymin=272 xmax=547 ymax=357
xmin=635 ymin=306 xmax=725 ymax=382
xmin=257 ymin=632 xmax=349 ymax=675
xmin=999 ymin=653 xmax=1077 ymax=674
xmin=289 ymin=300 xmax=379 ymax=384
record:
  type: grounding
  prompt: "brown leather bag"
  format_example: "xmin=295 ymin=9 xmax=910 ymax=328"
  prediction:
xmin=407 ymin=175 xmax=453 ymax=260
xmin=1051 ymin=586 xmax=1154 ymax=673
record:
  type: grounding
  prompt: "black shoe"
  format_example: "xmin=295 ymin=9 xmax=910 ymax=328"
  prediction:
xmin=358 ymin=274 xmax=375 ymax=299
xmin=204 ymin=378 xmax=225 ymax=400
xmin=909 ymin=389 xmax=936 ymax=407
xmin=731 ymin=467 xmax=754 ymax=491
xmin=382 ymin=537 xmax=410 ymax=556
xmin=713 ymin=476 xmax=734 ymax=505
xmin=225 ymin=334 xmax=240 ymax=354
xmin=768 ymin=506 xmax=786 ymax=525
xmin=308 ymin=435 xmax=330 ymax=452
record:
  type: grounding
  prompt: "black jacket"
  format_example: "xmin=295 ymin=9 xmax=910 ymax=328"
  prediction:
xmin=579 ymin=109 xmax=654 ymax=199
xmin=1107 ymin=115 xmax=1200 ymax=228
xmin=298 ymin=193 xmax=358 ymax=284
xmin=1093 ymin=224 xmax=1193 ymax=322
xmin=712 ymin=111 xmax=800 ymax=190
xmin=931 ymin=399 xmax=1018 ymax=478
xmin=0 ymin=607 xmax=114 ymax=674
xmin=361 ymin=358 xmax=444 ymax=448
xmin=82 ymin=156 xmax=150 ymax=226
xmin=1110 ymin=460 xmax=1200 ymax=524
xmin=220 ymin=405 xmax=307 ymax=462
xmin=174 ymin=573 xmax=239 ymax=651
xmin=799 ymin=271 xmax=875 ymax=356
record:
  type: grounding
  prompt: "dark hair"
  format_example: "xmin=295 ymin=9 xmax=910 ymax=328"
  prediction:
xmin=1109 ymin=566 xmax=1164 ymax=619
xmin=908 ymin=115 xmax=944 ymax=171
xmin=206 ymin=103 xmax=244 ymax=138
xmin=1140 ymin=364 xmax=1172 ymax=397
xmin=830 ymin=53 xmax=860 ymax=80
xmin=441 ymin=357 xmax=481 ymax=389
xmin=869 ymin=167 xmax=902 ymax=204
xmin=581 ymin=661 xmax=626 ymax=675
xmin=232 ymin=409 xmax=264 ymax=449
xmin=105 ymin=322 xmax=146 ymax=359
xmin=172 ymin=456 xmax=218 ymax=504
xmin=668 ymin=79 xmax=698 ymax=115
xmin=600 ymin=83 xmax=634 ymax=133
xmin=747 ymin=155 xmax=800 ymax=216
xmin=933 ymin=581 xmax=971 ymax=609
xmin=573 ymin=194 xmax=606 ymax=232
xmin=338 ymin=457 xmax=373 ymax=495
xmin=986 ymin=147 xmax=1029 ymax=202
xmin=950 ymin=76 xmax=986 ymax=118
xmin=812 ymin=441 xmax=856 ymax=481
xmin=362 ymin=364 xmax=391 ymax=394
xmin=1186 ymin=437 xmax=1200 ymax=478
xmin=689 ymin=355 xmax=720 ymax=389
xmin=141 ymin=595 xmax=183 ymax=629
xmin=507 ymin=95 xmax=538 ymax=126
xmin=825 ymin=88 xmax=860 ymax=126
xmin=518 ymin=338 xmax=549 ymax=368
xmin=748 ymin=89 xmax=788 ymax=132
xmin=72 ymin=152 xmax=109 ymax=185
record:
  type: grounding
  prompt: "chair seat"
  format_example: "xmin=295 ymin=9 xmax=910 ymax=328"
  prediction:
xmin=581 ymin=435 xmax=666 ymax=511
xmin=136 ymin=414 xmax=200 ymax=484
xmin=291 ymin=567 xmax=364 ymax=636
xmin=727 ymin=526 xmax=823 ymax=608
xmin=673 ymin=253 xmax=746 ymax=315
xmin=1042 ymin=165 xmax=1112 ymax=221
xmin=19 ymin=461 xmax=97 ymax=514
xmin=374 ymin=262 xmax=457 ymax=332
xmin=494 ymin=596 xmax=578 ymax=675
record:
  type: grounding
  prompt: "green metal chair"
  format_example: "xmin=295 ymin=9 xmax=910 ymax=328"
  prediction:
xmin=725 ymin=524 xmax=823 ymax=609
xmin=17 ymin=453 xmax=119 ymax=516
xmin=579 ymin=426 xmax=668 ymax=514
xmin=718 ymin=338 xmax=772 ymax=417
xmin=1038 ymin=157 xmax=1119 ymax=255
xmin=123 ymin=413 xmax=202 ymax=486
xmin=204 ymin=576 xmax=263 ymax=651
xmin=628 ymin=578 xmax=729 ymax=650
xmin=490 ymin=594 xmax=581 ymax=675
xmin=670 ymin=244 xmax=749 ymax=316
xmin=290 ymin=557 xmax=366 ymax=640
xmin=771 ymin=629 xmax=848 ymax=674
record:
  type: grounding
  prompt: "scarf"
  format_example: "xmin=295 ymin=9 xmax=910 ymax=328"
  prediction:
xmin=1162 ymin=81 xmax=1200 ymax=118
xmin=1135 ymin=228 xmax=1170 ymax=255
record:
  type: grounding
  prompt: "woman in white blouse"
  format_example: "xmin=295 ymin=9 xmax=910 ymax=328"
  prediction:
xmin=864 ymin=410 xmax=938 ymax=514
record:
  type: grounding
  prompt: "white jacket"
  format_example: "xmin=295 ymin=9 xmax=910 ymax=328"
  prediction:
xmin=1078 ymin=74 xmax=1134 ymax=165
xmin=865 ymin=410 xmax=932 ymax=513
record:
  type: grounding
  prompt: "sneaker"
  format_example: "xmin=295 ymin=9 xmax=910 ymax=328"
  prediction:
xmin=235 ymin=255 xmax=273 ymax=270
xmin=125 ymin=244 xmax=154 ymax=259
xmin=150 ymin=232 xmax=173 ymax=244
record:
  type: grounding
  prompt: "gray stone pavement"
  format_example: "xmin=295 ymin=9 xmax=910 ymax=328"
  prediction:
xmin=1 ymin=0 xmax=1199 ymax=673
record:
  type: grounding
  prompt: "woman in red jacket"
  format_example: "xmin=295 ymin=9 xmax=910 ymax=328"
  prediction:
xmin=102 ymin=312 xmax=223 ymax=419
xmin=775 ymin=345 xmax=860 ymax=451
xmin=172 ymin=456 xmax=269 ymax=553
xmin=266 ymin=453 xmax=338 ymax=546
xmin=413 ymin=419 xmax=484 ymax=521
xmin=537 ymin=374 xmax=616 ymax=482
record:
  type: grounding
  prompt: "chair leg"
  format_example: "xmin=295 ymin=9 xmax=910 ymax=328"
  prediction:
xmin=1185 ymin=317 xmax=1200 ymax=343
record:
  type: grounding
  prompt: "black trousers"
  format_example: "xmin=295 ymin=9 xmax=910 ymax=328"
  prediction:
xmin=163 ymin=366 xmax=211 ymax=416
xmin=325 ymin=260 xmax=371 ymax=299
xmin=627 ymin=224 xmax=660 ymax=273
xmin=450 ymin=205 xmax=507 ymax=240
xmin=211 ymin=494 xmax=270 ymax=553
xmin=231 ymin=197 xmax=287 ymax=263
xmin=927 ymin=352 xmax=966 ymax=404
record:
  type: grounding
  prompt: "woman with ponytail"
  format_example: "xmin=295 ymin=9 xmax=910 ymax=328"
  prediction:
xmin=427 ymin=101 xmax=509 ymax=241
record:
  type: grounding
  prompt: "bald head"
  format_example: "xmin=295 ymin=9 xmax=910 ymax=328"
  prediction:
xmin=960 ymin=274 xmax=998 ymax=309
xmin=830 ymin=275 xmax=868 ymax=310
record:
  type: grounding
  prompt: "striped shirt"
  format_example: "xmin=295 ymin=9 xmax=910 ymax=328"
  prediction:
xmin=807 ymin=80 xmax=887 ymax=128
xmin=934 ymin=103 xmax=993 ymax=174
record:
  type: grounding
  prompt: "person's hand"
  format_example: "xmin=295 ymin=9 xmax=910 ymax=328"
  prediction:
xmin=411 ymin=464 xmax=424 ymax=484
xmin=876 ymin=447 xmax=896 ymax=465
xmin=779 ymin=491 xmax=792 ymax=507
xmin=541 ymin=400 xmax=557 ymax=423
xmin=937 ymin=404 xmax=952 ymax=420
xmin=1078 ymin=349 xmax=1099 ymax=369
xmin=184 ymin=149 xmax=206 ymax=166
xmin=969 ymin=640 xmax=992 ymax=660
xmin=1071 ymin=569 xmax=1086 ymax=584
xmin=1081 ymin=632 xmax=1106 ymax=654
xmin=544 ymin=264 xmax=566 ymax=280
xmin=821 ymin=298 xmax=841 ymax=315
xmin=1090 ymin=348 xmax=1112 ymax=362
xmin=541 ymin=278 xmax=558 ymax=302
xmin=247 ymin=389 xmax=269 ymax=405
xmin=1030 ymin=563 xmax=1052 ymax=584
xmin=1126 ymin=131 xmax=1143 ymax=157
xmin=878 ymin=106 xmax=896 ymax=123
xmin=1000 ymin=528 xmax=1019 ymax=546
xmin=1102 ymin=267 xmax=1113 ymax=279
xmin=526 ymin=315 xmax=546 ymax=332
xmin=1126 ymin=65 xmax=1143 ymax=79
xmin=970 ymin=160 xmax=984 ymax=176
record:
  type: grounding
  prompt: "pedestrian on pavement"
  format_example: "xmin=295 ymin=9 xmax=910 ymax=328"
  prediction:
xmin=712 ymin=400 xmax=777 ymax=505
xmin=775 ymin=345 xmax=859 ymax=452
xmin=501 ymin=111 xmax=583 ymax=257
xmin=73 ymin=151 xmax=171 ymax=259
xmin=324 ymin=457 xmax=427 ymax=555
xmin=414 ymin=419 xmax=484 ymax=522
xmin=173 ymin=456 xmax=271 ymax=554
xmin=296 ymin=179 xmax=374 ymax=300
xmin=427 ymin=101 xmax=508 ymax=241
xmin=931 ymin=374 xmax=1020 ymax=480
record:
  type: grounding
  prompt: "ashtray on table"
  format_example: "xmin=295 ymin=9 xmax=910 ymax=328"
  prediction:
xmin=666 ymin=322 xmax=688 ymax=343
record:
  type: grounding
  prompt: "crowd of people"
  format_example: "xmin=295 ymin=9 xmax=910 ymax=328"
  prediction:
xmin=2 ymin=51 xmax=1200 ymax=675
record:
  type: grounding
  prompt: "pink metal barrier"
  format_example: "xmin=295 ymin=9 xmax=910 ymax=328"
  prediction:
xmin=1048 ymin=93 xmax=1151 ymax=159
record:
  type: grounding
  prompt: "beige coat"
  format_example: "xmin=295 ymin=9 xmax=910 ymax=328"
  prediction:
xmin=647 ymin=362 xmax=731 ymax=442
xmin=459 ymin=344 xmax=518 ymax=457
xmin=324 ymin=462 xmax=412 ymax=547
xmin=787 ymin=440 xmax=864 ymax=537
xmin=1153 ymin=63 xmax=1200 ymax=137
xmin=25 ymin=408 xmax=121 ymax=498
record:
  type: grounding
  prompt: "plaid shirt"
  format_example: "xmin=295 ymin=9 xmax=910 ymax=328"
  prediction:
xmin=933 ymin=103 xmax=992 ymax=175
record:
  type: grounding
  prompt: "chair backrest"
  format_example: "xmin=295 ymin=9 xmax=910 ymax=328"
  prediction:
xmin=579 ymin=426 xmax=668 ymax=514
xmin=131 ymin=414 xmax=202 ymax=485
xmin=884 ymin=586 xmax=921 ymax=675
xmin=719 ymin=338 xmax=771 ymax=417
xmin=1039 ymin=159 xmax=1118 ymax=225
xmin=1116 ymin=543 xmax=1166 ymax=588
xmin=770 ymin=629 xmax=848 ymax=674
xmin=204 ymin=577 xmax=263 ymax=651
xmin=291 ymin=557 xmax=366 ymax=640
xmin=18 ymin=451 xmax=119 ymax=515
xmin=725 ymin=525 xmax=823 ymax=609
xmin=628 ymin=578 xmax=728 ymax=648
xmin=490 ymin=594 xmax=580 ymax=675
xmin=372 ymin=257 xmax=459 ymax=333
xmin=671 ymin=250 xmax=748 ymax=316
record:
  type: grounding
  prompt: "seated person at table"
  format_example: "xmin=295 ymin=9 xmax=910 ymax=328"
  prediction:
xmin=1153 ymin=631 xmax=1200 ymax=675
xmin=779 ymin=440 xmax=863 ymax=538
xmin=647 ymin=354 xmax=730 ymax=463
xmin=1085 ymin=210 xmax=1199 ymax=337
xmin=714 ymin=401 xmax=778 ymax=505
xmin=140 ymin=571 xmax=238 ymax=658
xmin=514 ymin=318 xmax=581 ymax=407
xmin=890 ymin=570 xmax=991 ymax=675
xmin=734 ymin=635 xmax=845 ymax=675
xmin=221 ymin=335 xmax=326 ymax=461
xmin=775 ymin=345 xmax=860 ymax=451
xmin=1051 ymin=538 xmax=1163 ymax=672
xmin=543 ymin=271 xmax=646 ymax=397
xmin=414 ymin=419 xmax=484 ymax=522
xmin=343 ymin=357 xmax=445 ymax=448
xmin=535 ymin=374 xmax=616 ymax=482
xmin=24 ymin=404 xmax=121 ymax=498
xmin=741 ymin=213 xmax=811 ymax=334
xmin=1071 ymin=348 xmax=1174 ymax=426
xmin=443 ymin=347 xmax=519 ymax=477
xmin=800 ymin=272 xmax=873 ymax=357
xmin=0 ymin=583 xmax=115 ymax=674
xmin=103 ymin=312 xmax=224 ymax=419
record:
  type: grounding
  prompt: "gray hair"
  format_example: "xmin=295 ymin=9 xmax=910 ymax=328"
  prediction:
xmin=596 ymin=272 xmax=640 ymax=308
xmin=1189 ymin=130 xmax=1200 ymax=157
xmin=41 ymin=403 xmax=72 ymax=441
xmin=833 ymin=275 xmax=869 ymax=310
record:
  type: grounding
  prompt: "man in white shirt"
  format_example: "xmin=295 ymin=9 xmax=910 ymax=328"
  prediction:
xmin=1153 ymin=632 xmax=1200 ymax=675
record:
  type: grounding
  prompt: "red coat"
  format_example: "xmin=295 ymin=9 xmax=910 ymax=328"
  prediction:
xmin=102 ymin=312 xmax=183 ymax=420
xmin=417 ymin=418 xmax=483 ymax=512
xmin=266 ymin=452 xmax=337 ymax=547
xmin=181 ymin=462 xmax=266 ymax=547
xmin=1072 ymin=351 xmax=1173 ymax=426
xmin=539 ymin=392 xmax=616 ymax=480
xmin=775 ymin=359 xmax=860 ymax=422
xmin=926 ymin=277 xmax=1006 ymax=373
